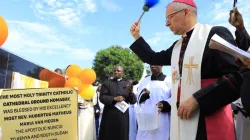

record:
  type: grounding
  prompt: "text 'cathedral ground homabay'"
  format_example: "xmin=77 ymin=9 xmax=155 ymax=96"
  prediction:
xmin=0 ymin=90 xmax=73 ymax=106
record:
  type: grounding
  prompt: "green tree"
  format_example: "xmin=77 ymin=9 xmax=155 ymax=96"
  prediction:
xmin=93 ymin=45 xmax=144 ymax=82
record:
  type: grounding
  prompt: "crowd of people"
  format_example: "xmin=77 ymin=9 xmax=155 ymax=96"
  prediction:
xmin=77 ymin=0 xmax=250 ymax=140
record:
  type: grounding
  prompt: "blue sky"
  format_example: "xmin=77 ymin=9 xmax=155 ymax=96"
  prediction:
xmin=1 ymin=0 xmax=249 ymax=77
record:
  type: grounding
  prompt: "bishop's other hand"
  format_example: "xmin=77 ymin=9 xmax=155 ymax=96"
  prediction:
xmin=178 ymin=96 xmax=199 ymax=120
xmin=229 ymin=7 xmax=244 ymax=31
xmin=130 ymin=22 xmax=141 ymax=40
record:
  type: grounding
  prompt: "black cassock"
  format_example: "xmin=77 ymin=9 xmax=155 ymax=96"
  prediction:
xmin=192 ymin=27 xmax=250 ymax=138
xmin=198 ymin=28 xmax=250 ymax=117
xmin=235 ymin=28 xmax=250 ymax=51
xmin=235 ymin=28 xmax=250 ymax=114
xmin=99 ymin=79 xmax=136 ymax=140
xmin=200 ymin=28 xmax=250 ymax=118
xmin=130 ymin=26 xmax=239 ymax=140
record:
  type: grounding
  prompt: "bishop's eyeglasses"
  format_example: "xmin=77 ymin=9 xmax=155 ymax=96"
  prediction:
xmin=166 ymin=9 xmax=185 ymax=22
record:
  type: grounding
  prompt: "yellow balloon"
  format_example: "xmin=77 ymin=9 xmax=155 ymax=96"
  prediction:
xmin=79 ymin=84 xmax=95 ymax=100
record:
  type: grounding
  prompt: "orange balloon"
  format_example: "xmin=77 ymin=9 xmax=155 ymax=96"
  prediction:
xmin=78 ymin=84 xmax=91 ymax=93
xmin=65 ymin=77 xmax=82 ymax=88
xmin=79 ymin=84 xmax=95 ymax=100
xmin=78 ymin=84 xmax=84 ymax=93
xmin=0 ymin=16 xmax=8 ymax=47
xmin=66 ymin=65 xmax=82 ymax=78
xmin=79 ymin=68 xmax=96 ymax=84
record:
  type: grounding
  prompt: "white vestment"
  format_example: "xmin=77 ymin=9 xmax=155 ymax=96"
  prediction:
xmin=129 ymin=83 xmax=141 ymax=140
xmin=135 ymin=75 xmax=171 ymax=140
xmin=129 ymin=105 xmax=137 ymax=140
xmin=234 ymin=99 xmax=250 ymax=140
xmin=78 ymin=95 xmax=96 ymax=140
xmin=170 ymin=23 xmax=212 ymax=140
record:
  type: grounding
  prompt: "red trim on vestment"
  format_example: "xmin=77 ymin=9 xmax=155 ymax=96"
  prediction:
xmin=223 ymin=76 xmax=236 ymax=89
xmin=202 ymin=79 xmax=235 ymax=140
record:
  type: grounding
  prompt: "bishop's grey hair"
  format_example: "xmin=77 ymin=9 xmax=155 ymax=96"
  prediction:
xmin=171 ymin=2 xmax=197 ymax=16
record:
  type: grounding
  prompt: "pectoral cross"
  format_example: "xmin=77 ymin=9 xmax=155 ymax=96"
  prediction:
xmin=184 ymin=56 xmax=198 ymax=85
xmin=172 ymin=71 xmax=177 ymax=84
xmin=172 ymin=70 xmax=181 ymax=84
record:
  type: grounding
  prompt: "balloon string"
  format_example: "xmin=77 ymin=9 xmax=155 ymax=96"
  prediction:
xmin=137 ymin=11 xmax=146 ymax=23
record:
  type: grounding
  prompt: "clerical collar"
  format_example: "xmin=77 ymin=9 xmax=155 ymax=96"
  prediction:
xmin=116 ymin=78 xmax=122 ymax=81
xmin=182 ymin=24 xmax=196 ymax=38
xmin=151 ymin=73 xmax=166 ymax=81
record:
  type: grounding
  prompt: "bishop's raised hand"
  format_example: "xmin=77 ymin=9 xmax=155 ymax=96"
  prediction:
xmin=130 ymin=22 xmax=141 ymax=40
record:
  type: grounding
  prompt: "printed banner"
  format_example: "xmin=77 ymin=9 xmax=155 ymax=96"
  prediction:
xmin=0 ymin=88 xmax=78 ymax=140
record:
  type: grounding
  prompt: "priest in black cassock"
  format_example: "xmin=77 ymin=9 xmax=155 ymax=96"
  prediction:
xmin=229 ymin=8 xmax=250 ymax=140
xmin=229 ymin=7 xmax=250 ymax=116
xmin=99 ymin=65 xmax=136 ymax=140
xmin=129 ymin=0 xmax=239 ymax=140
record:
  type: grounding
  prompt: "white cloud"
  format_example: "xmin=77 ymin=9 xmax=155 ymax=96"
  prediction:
xmin=101 ymin=0 xmax=122 ymax=12
xmin=3 ymin=20 xmax=95 ymax=60
xmin=121 ymin=44 xmax=130 ymax=48
xmin=121 ymin=31 xmax=176 ymax=50
xmin=209 ymin=0 xmax=250 ymax=34
xmin=44 ymin=0 xmax=56 ymax=6
xmin=30 ymin=0 xmax=97 ymax=27
xmin=147 ymin=36 xmax=161 ymax=45
xmin=82 ymin=0 xmax=98 ymax=13
xmin=146 ymin=31 xmax=177 ymax=48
